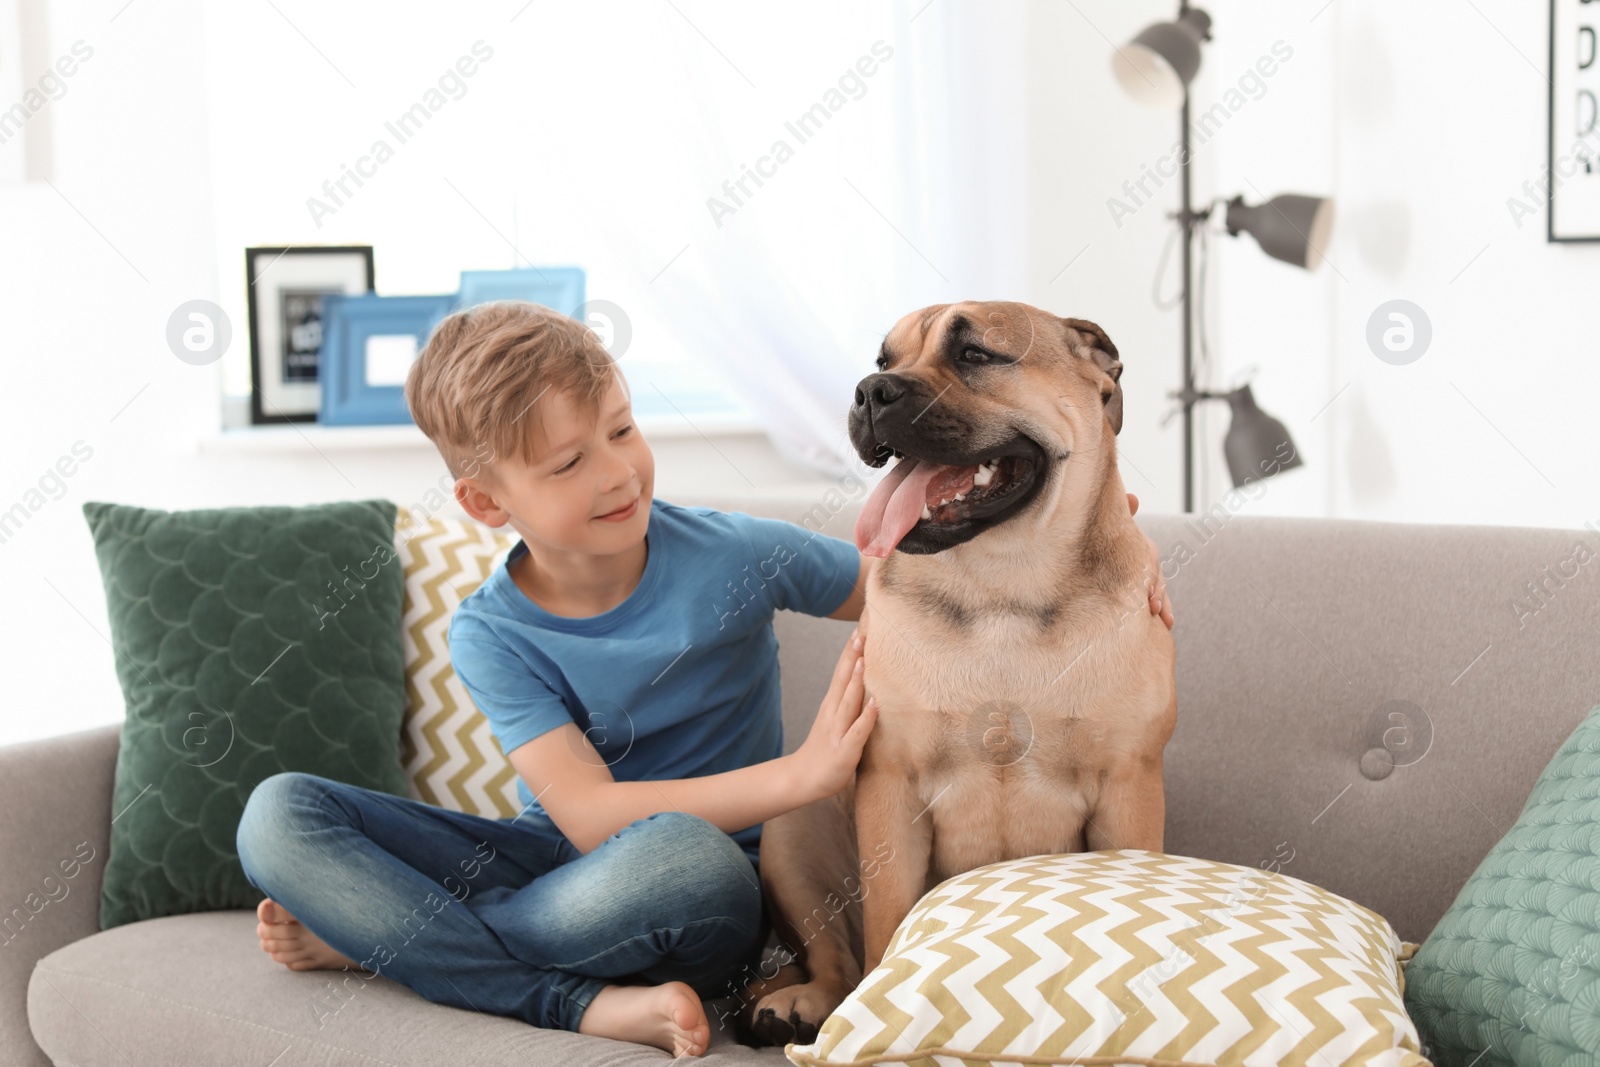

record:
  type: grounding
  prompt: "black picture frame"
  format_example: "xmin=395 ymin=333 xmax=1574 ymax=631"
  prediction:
xmin=245 ymin=245 xmax=377 ymax=424
xmin=1548 ymin=0 xmax=1600 ymax=243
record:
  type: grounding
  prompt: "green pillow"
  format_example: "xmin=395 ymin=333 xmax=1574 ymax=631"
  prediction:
xmin=1404 ymin=702 xmax=1600 ymax=1066
xmin=82 ymin=498 xmax=409 ymax=930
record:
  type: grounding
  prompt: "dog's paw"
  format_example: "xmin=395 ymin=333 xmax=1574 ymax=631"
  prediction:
xmin=748 ymin=982 xmax=844 ymax=1047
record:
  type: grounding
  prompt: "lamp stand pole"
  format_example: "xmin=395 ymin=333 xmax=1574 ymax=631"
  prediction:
xmin=1179 ymin=44 xmax=1194 ymax=514
xmin=1172 ymin=0 xmax=1223 ymax=514
xmin=1150 ymin=3 xmax=1300 ymax=513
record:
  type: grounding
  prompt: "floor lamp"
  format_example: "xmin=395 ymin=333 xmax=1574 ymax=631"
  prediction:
xmin=1111 ymin=4 xmax=1334 ymax=513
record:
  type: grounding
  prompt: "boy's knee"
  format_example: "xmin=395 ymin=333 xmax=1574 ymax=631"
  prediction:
xmin=235 ymin=771 xmax=328 ymax=866
xmin=642 ymin=811 xmax=739 ymax=860
xmin=641 ymin=811 xmax=761 ymax=917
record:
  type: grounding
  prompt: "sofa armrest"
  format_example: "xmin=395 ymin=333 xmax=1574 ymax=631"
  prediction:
xmin=0 ymin=724 xmax=119 ymax=1067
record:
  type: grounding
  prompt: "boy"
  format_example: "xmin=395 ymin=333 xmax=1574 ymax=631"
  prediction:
xmin=236 ymin=300 xmax=877 ymax=1058
xmin=236 ymin=301 xmax=1171 ymax=1057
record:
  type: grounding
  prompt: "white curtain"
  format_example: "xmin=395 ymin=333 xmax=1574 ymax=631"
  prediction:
xmin=544 ymin=0 xmax=1033 ymax=479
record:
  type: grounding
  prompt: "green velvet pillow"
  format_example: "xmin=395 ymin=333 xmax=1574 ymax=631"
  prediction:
xmin=82 ymin=498 xmax=409 ymax=930
xmin=1404 ymin=702 xmax=1600 ymax=1066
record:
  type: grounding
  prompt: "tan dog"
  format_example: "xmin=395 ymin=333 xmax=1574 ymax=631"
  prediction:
xmin=733 ymin=300 xmax=1177 ymax=1048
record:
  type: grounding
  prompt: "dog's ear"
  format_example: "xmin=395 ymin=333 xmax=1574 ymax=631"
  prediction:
xmin=1060 ymin=317 xmax=1123 ymax=436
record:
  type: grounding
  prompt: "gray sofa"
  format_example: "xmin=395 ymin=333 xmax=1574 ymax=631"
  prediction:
xmin=8 ymin=495 xmax=1600 ymax=1065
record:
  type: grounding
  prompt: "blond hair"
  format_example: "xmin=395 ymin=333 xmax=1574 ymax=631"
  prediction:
xmin=404 ymin=300 xmax=618 ymax=485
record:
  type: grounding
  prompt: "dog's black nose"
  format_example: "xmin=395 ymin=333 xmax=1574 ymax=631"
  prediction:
xmin=855 ymin=372 xmax=909 ymax=412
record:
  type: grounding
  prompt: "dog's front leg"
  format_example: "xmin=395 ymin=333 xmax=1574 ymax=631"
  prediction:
xmin=1085 ymin=754 xmax=1166 ymax=852
xmin=1086 ymin=685 xmax=1175 ymax=853
xmin=852 ymin=765 xmax=932 ymax=973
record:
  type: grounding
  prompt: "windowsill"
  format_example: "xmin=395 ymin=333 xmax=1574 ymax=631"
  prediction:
xmin=196 ymin=413 xmax=768 ymax=455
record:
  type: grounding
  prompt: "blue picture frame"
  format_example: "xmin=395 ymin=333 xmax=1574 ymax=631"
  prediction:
xmin=318 ymin=293 xmax=456 ymax=426
xmin=456 ymin=267 xmax=586 ymax=316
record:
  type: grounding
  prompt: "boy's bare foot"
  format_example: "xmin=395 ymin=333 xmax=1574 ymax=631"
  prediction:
xmin=255 ymin=898 xmax=365 ymax=972
xmin=578 ymin=980 xmax=711 ymax=1057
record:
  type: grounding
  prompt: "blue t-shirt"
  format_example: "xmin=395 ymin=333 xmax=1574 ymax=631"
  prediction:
xmin=447 ymin=498 xmax=861 ymax=865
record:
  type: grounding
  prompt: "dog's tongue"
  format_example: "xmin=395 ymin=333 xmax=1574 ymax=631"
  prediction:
xmin=856 ymin=457 xmax=945 ymax=558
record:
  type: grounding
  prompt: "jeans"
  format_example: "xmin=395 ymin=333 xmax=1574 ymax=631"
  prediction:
xmin=234 ymin=771 xmax=770 ymax=1034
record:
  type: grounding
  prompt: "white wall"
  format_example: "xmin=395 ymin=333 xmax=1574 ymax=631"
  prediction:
xmin=1029 ymin=0 xmax=1340 ymax=522
xmin=1208 ymin=0 xmax=1599 ymax=531
xmin=0 ymin=2 xmax=847 ymax=747
xmin=5 ymin=0 xmax=1593 ymax=749
xmin=1022 ymin=1 xmax=1196 ymax=522
xmin=1187 ymin=0 xmax=1337 ymax=520
xmin=1035 ymin=0 xmax=1599 ymax=533
xmin=2 ymin=0 xmax=221 ymax=746
xmin=1335 ymin=0 xmax=1600 ymax=530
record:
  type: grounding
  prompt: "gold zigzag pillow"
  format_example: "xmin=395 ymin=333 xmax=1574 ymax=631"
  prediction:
xmin=784 ymin=850 xmax=1429 ymax=1067
xmin=392 ymin=511 xmax=523 ymax=818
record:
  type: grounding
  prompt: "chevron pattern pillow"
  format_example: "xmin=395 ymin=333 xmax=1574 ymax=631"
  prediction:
xmin=784 ymin=850 xmax=1428 ymax=1067
xmin=393 ymin=511 xmax=523 ymax=818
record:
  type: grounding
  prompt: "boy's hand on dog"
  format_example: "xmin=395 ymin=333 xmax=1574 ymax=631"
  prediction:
xmin=1127 ymin=493 xmax=1174 ymax=631
xmin=793 ymin=628 xmax=878 ymax=801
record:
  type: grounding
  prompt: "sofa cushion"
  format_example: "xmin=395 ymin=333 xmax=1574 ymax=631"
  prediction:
xmin=1403 ymin=701 xmax=1600 ymax=1066
xmin=27 ymin=910 xmax=770 ymax=1065
xmin=81 ymin=499 xmax=412 ymax=929
xmin=784 ymin=850 xmax=1427 ymax=1067
xmin=392 ymin=510 xmax=524 ymax=817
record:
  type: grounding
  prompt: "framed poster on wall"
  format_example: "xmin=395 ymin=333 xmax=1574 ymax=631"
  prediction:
xmin=245 ymin=246 xmax=376 ymax=424
xmin=1549 ymin=0 xmax=1600 ymax=241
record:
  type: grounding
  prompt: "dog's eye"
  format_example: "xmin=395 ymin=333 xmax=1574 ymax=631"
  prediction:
xmin=874 ymin=355 xmax=887 ymax=370
xmin=961 ymin=347 xmax=992 ymax=364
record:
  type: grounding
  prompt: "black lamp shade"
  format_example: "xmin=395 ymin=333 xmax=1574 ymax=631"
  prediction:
xmin=1112 ymin=8 xmax=1213 ymax=108
xmin=1225 ymin=194 xmax=1336 ymax=271
xmin=1222 ymin=384 xmax=1303 ymax=489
